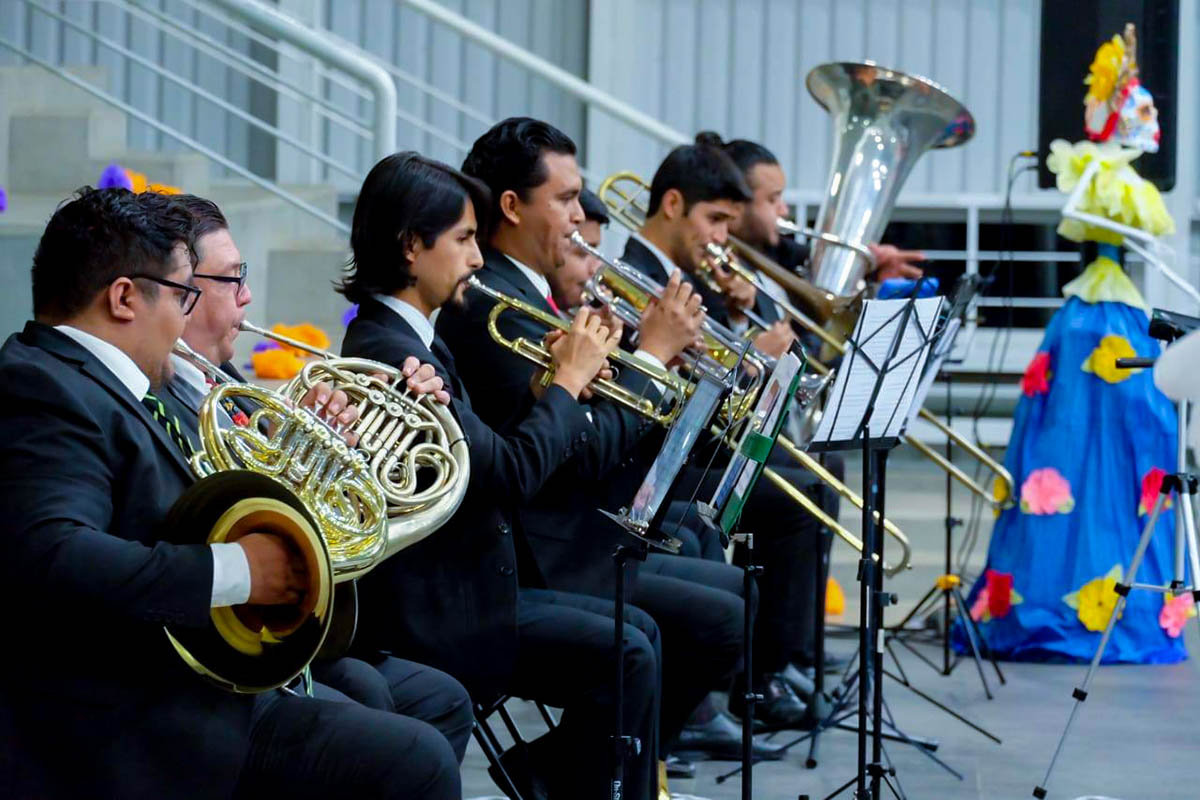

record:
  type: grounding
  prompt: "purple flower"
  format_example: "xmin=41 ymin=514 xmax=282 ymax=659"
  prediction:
xmin=98 ymin=163 xmax=133 ymax=190
xmin=0 ymin=186 xmax=7 ymax=213
xmin=252 ymin=339 xmax=281 ymax=353
xmin=342 ymin=304 xmax=359 ymax=326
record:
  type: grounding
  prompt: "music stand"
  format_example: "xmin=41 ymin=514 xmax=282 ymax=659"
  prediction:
xmin=600 ymin=368 xmax=730 ymax=800
xmin=802 ymin=288 xmax=944 ymax=800
xmin=699 ymin=352 xmax=806 ymax=800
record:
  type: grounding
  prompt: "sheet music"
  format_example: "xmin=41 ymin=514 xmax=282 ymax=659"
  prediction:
xmin=905 ymin=316 xmax=960 ymax=428
xmin=811 ymin=296 xmax=944 ymax=446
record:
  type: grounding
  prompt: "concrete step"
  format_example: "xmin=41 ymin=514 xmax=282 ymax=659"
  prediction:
xmin=7 ymin=113 xmax=210 ymax=195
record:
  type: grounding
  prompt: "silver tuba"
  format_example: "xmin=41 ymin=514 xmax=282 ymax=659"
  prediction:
xmin=804 ymin=61 xmax=975 ymax=296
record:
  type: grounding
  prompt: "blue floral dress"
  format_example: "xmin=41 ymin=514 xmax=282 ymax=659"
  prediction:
xmin=955 ymin=256 xmax=1187 ymax=664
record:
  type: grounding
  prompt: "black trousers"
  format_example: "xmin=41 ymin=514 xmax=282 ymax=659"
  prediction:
xmin=508 ymin=588 xmax=661 ymax=800
xmin=311 ymin=655 xmax=474 ymax=762
xmin=636 ymin=554 xmax=749 ymax=746
xmin=235 ymin=688 xmax=460 ymax=800
xmin=670 ymin=452 xmax=832 ymax=675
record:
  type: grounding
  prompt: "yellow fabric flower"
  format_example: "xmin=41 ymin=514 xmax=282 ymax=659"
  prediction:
xmin=251 ymin=347 xmax=304 ymax=380
xmin=1085 ymin=35 xmax=1125 ymax=104
xmin=1081 ymin=334 xmax=1141 ymax=384
xmin=1062 ymin=255 xmax=1147 ymax=309
xmin=271 ymin=323 xmax=331 ymax=357
xmin=1063 ymin=565 xmax=1123 ymax=632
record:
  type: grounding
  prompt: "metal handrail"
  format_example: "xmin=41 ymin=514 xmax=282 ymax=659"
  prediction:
xmin=399 ymin=0 xmax=689 ymax=148
xmin=25 ymin=0 xmax=360 ymax=181
xmin=123 ymin=0 xmax=374 ymax=139
xmin=211 ymin=0 xmax=395 ymax=161
xmin=0 ymin=33 xmax=348 ymax=234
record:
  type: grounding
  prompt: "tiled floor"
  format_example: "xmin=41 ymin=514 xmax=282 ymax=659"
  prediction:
xmin=462 ymin=450 xmax=1200 ymax=800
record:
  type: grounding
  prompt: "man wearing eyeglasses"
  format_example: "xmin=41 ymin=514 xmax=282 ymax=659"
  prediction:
xmin=0 ymin=187 xmax=461 ymax=799
xmin=167 ymin=194 xmax=476 ymax=763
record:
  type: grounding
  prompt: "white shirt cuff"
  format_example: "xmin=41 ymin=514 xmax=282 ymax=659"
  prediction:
xmin=631 ymin=349 xmax=669 ymax=397
xmin=210 ymin=542 xmax=253 ymax=607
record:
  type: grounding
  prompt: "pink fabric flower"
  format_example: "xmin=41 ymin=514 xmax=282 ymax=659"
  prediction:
xmin=970 ymin=570 xmax=1022 ymax=623
xmin=1021 ymin=351 xmax=1052 ymax=397
xmin=1159 ymin=593 xmax=1196 ymax=638
xmin=1020 ymin=467 xmax=1075 ymax=515
xmin=1138 ymin=467 xmax=1174 ymax=516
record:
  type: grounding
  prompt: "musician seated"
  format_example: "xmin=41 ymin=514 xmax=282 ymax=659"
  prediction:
xmin=700 ymin=131 xmax=926 ymax=284
xmin=621 ymin=142 xmax=838 ymax=728
xmin=0 ymin=187 xmax=459 ymax=799
xmin=339 ymin=152 xmax=662 ymax=800
xmin=164 ymin=193 xmax=474 ymax=762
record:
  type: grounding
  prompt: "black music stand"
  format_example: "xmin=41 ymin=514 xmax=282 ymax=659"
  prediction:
xmin=599 ymin=370 xmax=731 ymax=800
xmin=800 ymin=287 xmax=944 ymax=800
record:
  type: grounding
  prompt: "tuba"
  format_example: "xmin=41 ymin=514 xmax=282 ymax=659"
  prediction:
xmin=804 ymin=61 xmax=974 ymax=296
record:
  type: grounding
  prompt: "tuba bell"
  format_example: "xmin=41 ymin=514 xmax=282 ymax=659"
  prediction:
xmin=804 ymin=61 xmax=975 ymax=296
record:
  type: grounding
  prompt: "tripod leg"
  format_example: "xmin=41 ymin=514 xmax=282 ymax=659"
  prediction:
xmin=1033 ymin=488 xmax=1170 ymax=798
xmin=955 ymin=587 xmax=1007 ymax=685
xmin=948 ymin=586 xmax=993 ymax=699
xmin=1174 ymin=479 xmax=1200 ymax=637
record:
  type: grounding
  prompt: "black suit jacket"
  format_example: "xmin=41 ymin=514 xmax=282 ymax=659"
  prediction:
xmin=341 ymin=299 xmax=592 ymax=694
xmin=436 ymin=250 xmax=666 ymax=597
xmin=0 ymin=322 xmax=252 ymax=799
xmin=621 ymin=236 xmax=780 ymax=328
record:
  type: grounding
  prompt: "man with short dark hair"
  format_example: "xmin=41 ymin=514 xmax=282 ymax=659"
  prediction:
xmin=442 ymin=119 xmax=776 ymax=769
xmin=0 ymin=187 xmax=460 ymax=799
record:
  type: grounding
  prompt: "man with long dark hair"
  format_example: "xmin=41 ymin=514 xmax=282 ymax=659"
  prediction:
xmin=340 ymin=152 xmax=662 ymax=800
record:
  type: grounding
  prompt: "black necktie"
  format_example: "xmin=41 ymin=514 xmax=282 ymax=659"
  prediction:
xmin=142 ymin=392 xmax=197 ymax=457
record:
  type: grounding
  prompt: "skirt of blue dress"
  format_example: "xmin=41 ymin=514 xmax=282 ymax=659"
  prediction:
xmin=953 ymin=296 xmax=1187 ymax=664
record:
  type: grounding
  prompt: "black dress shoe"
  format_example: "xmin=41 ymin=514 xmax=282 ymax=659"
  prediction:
xmin=664 ymin=754 xmax=696 ymax=779
xmin=672 ymin=709 xmax=785 ymax=762
xmin=780 ymin=662 xmax=816 ymax=701
xmin=730 ymin=674 xmax=809 ymax=731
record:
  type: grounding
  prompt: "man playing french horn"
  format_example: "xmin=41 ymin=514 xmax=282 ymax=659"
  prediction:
xmin=0 ymin=187 xmax=463 ymax=799
xmin=339 ymin=151 xmax=664 ymax=800
xmin=164 ymin=193 xmax=477 ymax=762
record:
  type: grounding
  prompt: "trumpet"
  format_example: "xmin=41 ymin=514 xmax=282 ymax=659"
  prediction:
xmin=463 ymin=276 xmax=695 ymax=426
xmin=597 ymin=170 xmax=1014 ymax=511
xmin=572 ymin=233 xmax=913 ymax=574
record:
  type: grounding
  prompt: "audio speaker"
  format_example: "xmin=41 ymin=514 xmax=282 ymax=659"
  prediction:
xmin=1037 ymin=0 xmax=1178 ymax=190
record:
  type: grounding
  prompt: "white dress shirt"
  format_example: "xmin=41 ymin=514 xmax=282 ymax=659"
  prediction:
xmin=504 ymin=254 xmax=553 ymax=301
xmin=373 ymin=293 xmax=436 ymax=350
xmin=55 ymin=325 xmax=252 ymax=608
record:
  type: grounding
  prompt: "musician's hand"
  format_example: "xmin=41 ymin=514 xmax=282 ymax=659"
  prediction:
xmin=869 ymin=243 xmax=926 ymax=281
xmin=640 ymin=269 xmax=706 ymax=363
xmin=298 ymin=383 xmax=361 ymax=447
xmin=753 ymin=320 xmax=796 ymax=359
xmin=710 ymin=260 xmax=757 ymax=311
xmin=579 ymin=364 xmax=615 ymax=401
xmin=239 ymin=532 xmax=309 ymax=606
xmin=550 ymin=307 xmax=621 ymax=399
xmin=400 ymin=356 xmax=451 ymax=405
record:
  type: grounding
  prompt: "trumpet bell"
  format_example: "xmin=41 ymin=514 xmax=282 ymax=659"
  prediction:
xmin=806 ymin=61 xmax=974 ymax=297
xmin=164 ymin=470 xmax=334 ymax=694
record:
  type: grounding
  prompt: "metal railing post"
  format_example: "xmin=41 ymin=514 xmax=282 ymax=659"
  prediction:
xmin=211 ymin=0 xmax=396 ymax=160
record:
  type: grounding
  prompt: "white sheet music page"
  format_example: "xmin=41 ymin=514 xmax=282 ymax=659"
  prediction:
xmin=811 ymin=296 xmax=944 ymax=446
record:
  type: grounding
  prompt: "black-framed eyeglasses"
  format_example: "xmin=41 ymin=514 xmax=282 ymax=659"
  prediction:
xmin=194 ymin=262 xmax=248 ymax=293
xmin=129 ymin=273 xmax=203 ymax=314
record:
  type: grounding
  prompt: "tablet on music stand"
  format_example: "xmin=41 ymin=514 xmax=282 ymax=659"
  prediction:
xmin=699 ymin=352 xmax=804 ymax=535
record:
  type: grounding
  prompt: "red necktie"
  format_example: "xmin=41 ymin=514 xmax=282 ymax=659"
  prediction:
xmin=545 ymin=293 xmax=561 ymax=315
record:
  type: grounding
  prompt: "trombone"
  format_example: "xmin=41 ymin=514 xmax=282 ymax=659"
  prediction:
xmin=598 ymin=169 xmax=1014 ymax=511
xmin=573 ymin=233 xmax=912 ymax=574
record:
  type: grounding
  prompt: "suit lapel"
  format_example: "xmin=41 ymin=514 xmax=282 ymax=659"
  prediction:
xmin=24 ymin=324 xmax=196 ymax=481
xmin=621 ymin=237 xmax=673 ymax=285
xmin=482 ymin=248 xmax=555 ymax=315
